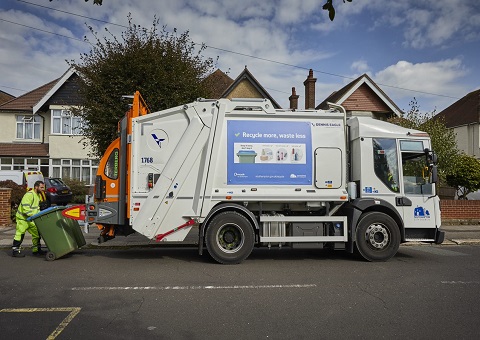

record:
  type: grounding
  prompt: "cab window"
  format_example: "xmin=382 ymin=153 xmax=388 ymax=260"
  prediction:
xmin=402 ymin=152 xmax=433 ymax=195
xmin=104 ymin=148 xmax=119 ymax=180
xmin=373 ymin=138 xmax=399 ymax=192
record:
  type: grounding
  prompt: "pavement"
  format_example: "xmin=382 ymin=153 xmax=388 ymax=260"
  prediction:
xmin=1 ymin=223 xmax=480 ymax=252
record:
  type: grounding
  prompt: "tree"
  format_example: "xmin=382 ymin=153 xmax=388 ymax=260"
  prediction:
xmin=69 ymin=16 xmax=215 ymax=157
xmin=446 ymin=154 xmax=480 ymax=199
xmin=388 ymin=98 xmax=460 ymax=186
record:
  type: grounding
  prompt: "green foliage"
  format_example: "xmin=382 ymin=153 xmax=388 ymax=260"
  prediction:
xmin=69 ymin=15 xmax=215 ymax=157
xmin=62 ymin=178 xmax=90 ymax=204
xmin=323 ymin=0 xmax=353 ymax=21
xmin=389 ymin=98 xmax=460 ymax=186
xmin=446 ymin=154 xmax=480 ymax=199
xmin=0 ymin=180 xmax=26 ymax=222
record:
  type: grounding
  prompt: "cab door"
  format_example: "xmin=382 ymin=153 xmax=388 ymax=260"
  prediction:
xmin=398 ymin=140 xmax=439 ymax=241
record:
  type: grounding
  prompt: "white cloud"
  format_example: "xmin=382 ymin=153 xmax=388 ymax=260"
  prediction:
xmin=369 ymin=0 xmax=480 ymax=49
xmin=374 ymin=58 xmax=469 ymax=112
xmin=351 ymin=60 xmax=369 ymax=73
xmin=1 ymin=0 xmax=478 ymax=114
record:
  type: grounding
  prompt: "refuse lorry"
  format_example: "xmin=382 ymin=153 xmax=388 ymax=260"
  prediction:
xmin=29 ymin=206 xmax=86 ymax=261
xmin=80 ymin=91 xmax=444 ymax=264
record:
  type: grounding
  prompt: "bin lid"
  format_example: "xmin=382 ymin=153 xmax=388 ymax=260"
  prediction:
xmin=237 ymin=150 xmax=257 ymax=155
xmin=29 ymin=206 xmax=66 ymax=220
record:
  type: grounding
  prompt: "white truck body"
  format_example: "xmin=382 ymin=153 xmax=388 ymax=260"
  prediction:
xmin=89 ymin=97 xmax=444 ymax=263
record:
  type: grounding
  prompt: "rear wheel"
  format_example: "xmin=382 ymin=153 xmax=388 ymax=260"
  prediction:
xmin=355 ymin=212 xmax=400 ymax=262
xmin=205 ymin=211 xmax=255 ymax=264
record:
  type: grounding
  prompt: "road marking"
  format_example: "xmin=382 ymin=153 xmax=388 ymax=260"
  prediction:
xmin=441 ymin=281 xmax=480 ymax=285
xmin=0 ymin=307 xmax=81 ymax=339
xmin=411 ymin=247 xmax=467 ymax=256
xmin=71 ymin=284 xmax=317 ymax=291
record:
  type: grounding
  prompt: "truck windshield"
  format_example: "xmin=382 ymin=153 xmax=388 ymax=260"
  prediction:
xmin=401 ymin=152 xmax=433 ymax=196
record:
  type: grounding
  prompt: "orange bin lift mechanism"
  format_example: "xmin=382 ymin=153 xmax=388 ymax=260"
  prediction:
xmin=95 ymin=91 xmax=150 ymax=209
xmin=125 ymin=91 xmax=150 ymax=219
xmin=93 ymin=91 xmax=151 ymax=240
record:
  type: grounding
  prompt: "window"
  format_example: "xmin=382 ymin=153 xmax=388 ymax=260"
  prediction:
xmin=16 ymin=115 xmax=41 ymax=140
xmin=50 ymin=158 xmax=97 ymax=184
xmin=52 ymin=109 xmax=84 ymax=135
xmin=373 ymin=138 xmax=399 ymax=192
xmin=399 ymin=139 xmax=433 ymax=196
xmin=104 ymin=149 xmax=119 ymax=180
xmin=1 ymin=157 xmax=47 ymax=172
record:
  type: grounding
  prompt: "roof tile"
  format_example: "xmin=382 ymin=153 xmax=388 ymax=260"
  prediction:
xmin=0 ymin=79 xmax=59 ymax=111
xmin=435 ymin=89 xmax=480 ymax=127
xmin=0 ymin=143 xmax=49 ymax=157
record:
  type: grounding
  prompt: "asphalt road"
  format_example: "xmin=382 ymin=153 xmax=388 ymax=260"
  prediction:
xmin=1 ymin=245 xmax=480 ymax=339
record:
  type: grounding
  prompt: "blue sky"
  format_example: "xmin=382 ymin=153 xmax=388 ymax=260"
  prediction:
xmin=1 ymin=0 xmax=479 ymax=114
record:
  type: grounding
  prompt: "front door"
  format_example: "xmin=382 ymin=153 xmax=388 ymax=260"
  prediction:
xmin=398 ymin=140 xmax=438 ymax=241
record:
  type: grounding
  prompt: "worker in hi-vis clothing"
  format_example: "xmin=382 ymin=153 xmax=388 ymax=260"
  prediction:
xmin=12 ymin=180 xmax=47 ymax=257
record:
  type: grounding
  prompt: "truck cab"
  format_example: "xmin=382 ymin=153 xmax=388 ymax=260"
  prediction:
xmin=348 ymin=117 xmax=442 ymax=245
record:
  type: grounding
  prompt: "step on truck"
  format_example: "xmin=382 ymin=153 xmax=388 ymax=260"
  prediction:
xmin=85 ymin=91 xmax=444 ymax=264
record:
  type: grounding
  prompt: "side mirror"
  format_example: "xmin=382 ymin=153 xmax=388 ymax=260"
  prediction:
xmin=431 ymin=165 xmax=438 ymax=183
xmin=424 ymin=148 xmax=438 ymax=165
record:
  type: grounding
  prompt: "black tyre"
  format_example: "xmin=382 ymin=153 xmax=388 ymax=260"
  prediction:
xmin=46 ymin=252 xmax=56 ymax=261
xmin=355 ymin=212 xmax=400 ymax=262
xmin=205 ymin=211 xmax=255 ymax=264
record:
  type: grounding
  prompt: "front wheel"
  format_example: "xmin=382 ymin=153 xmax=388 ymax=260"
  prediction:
xmin=205 ymin=211 xmax=255 ymax=264
xmin=355 ymin=212 xmax=400 ymax=262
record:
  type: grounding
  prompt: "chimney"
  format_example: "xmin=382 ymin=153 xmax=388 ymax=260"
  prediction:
xmin=303 ymin=69 xmax=316 ymax=109
xmin=289 ymin=87 xmax=299 ymax=110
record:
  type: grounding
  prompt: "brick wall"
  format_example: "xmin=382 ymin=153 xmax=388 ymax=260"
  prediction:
xmin=0 ymin=188 xmax=12 ymax=227
xmin=343 ymin=84 xmax=391 ymax=112
xmin=440 ymin=200 xmax=480 ymax=223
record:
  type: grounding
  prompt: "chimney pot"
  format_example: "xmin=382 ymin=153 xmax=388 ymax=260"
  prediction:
xmin=304 ymin=69 xmax=317 ymax=109
xmin=289 ymin=87 xmax=299 ymax=110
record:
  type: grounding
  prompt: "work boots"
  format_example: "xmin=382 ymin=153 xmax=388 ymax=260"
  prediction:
xmin=12 ymin=248 xmax=26 ymax=257
xmin=32 ymin=247 xmax=47 ymax=256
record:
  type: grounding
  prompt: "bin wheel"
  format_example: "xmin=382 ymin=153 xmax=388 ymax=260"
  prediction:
xmin=46 ymin=252 xmax=56 ymax=261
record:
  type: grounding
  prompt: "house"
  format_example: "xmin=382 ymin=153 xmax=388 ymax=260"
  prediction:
xmin=314 ymin=73 xmax=401 ymax=120
xmin=435 ymin=89 xmax=480 ymax=158
xmin=0 ymin=68 xmax=97 ymax=184
xmin=204 ymin=67 xmax=281 ymax=108
xmin=0 ymin=66 xmax=401 ymax=186
xmin=287 ymin=70 xmax=401 ymax=120
xmin=0 ymin=90 xmax=15 ymax=105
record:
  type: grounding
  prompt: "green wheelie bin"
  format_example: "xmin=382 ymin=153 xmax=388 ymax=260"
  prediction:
xmin=29 ymin=206 xmax=86 ymax=261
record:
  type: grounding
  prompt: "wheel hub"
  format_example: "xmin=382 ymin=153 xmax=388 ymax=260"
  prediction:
xmin=223 ymin=230 xmax=235 ymax=244
xmin=217 ymin=224 xmax=244 ymax=253
xmin=365 ymin=224 xmax=389 ymax=249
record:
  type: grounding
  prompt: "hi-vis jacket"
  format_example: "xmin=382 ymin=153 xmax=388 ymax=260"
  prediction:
xmin=16 ymin=191 xmax=41 ymax=220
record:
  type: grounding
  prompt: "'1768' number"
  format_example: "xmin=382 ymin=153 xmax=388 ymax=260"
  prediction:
xmin=141 ymin=157 xmax=153 ymax=163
